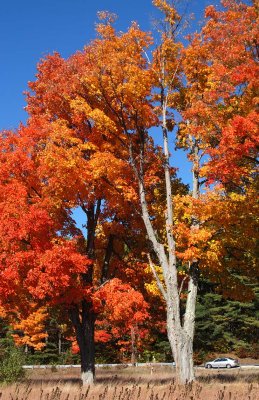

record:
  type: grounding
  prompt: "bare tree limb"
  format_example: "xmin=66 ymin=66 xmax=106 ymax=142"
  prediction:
xmin=147 ymin=253 xmax=167 ymax=302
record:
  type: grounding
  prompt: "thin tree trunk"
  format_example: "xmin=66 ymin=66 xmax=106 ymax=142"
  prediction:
xmin=130 ymin=325 xmax=137 ymax=366
xmin=101 ymin=234 xmax=114 ymax=284
xmin=58 ymin=331 xmax=62 ymax=355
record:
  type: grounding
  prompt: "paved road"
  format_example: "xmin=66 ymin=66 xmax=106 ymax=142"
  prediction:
xmin=23 ymin=362 xmax=259 ymax=369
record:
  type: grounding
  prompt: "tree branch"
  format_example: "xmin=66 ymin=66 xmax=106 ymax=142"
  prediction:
xmin=147 ymin=253 xmax=167 ymax=302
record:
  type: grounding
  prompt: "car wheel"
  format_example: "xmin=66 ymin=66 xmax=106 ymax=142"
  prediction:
xmin=226 ymin=364 xmax=231 ymax=369
xmin=207 ymin=364 xmax=212 ymax=369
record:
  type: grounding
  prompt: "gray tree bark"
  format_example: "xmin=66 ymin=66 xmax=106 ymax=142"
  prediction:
xmin=133 ymin=96 xmax=200 ymax=383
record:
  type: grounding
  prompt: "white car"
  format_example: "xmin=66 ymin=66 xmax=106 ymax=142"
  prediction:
xmin=205 ymin=357 xmax=240 ymax=369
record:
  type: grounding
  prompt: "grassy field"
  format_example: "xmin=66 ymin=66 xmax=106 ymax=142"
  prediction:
xmin=0 ymin=366 xmax=258 ymax=400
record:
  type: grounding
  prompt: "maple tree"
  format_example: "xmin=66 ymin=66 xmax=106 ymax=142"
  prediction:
xmin=121 ymin=0 xmax=258 ymax=383
xmin=181 ymin=0 xmax=258 ymax=185
xmin=0 ymin=127 xmax=93 ymax=379
xmin=68 ymin=279 xmax=151 ymax=363
xmin=0 ymin=0 xmax=258 ymax=386
xmin=0 ymin=18 xmax=163 ymax=384
xmin=179 ymin=0 xmax=258 ymax=295
xmin=12 ymin=305 xmax=48 ymax=351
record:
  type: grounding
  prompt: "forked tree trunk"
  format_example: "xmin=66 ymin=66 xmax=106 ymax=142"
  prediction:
xmin=138 ymin=175 xmax=197 ymax=383
xmin=166 ymin=267 xmax=198 ymax=383
xmin=132 ymin=103 xmax=200 ymax=382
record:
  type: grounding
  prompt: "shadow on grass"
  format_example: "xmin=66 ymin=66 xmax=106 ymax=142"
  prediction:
xmin=22 ymin=377 xmax=82 ymax=385
xmin=197 ymin=373 xmax=259 ymax=384
xmin=24 ymin=376 xmax=176 ymax=386
xmin=96 ymin=375 xmax=176 ymax=385
xmin=22 ymin=369 xmax=259 ymax=386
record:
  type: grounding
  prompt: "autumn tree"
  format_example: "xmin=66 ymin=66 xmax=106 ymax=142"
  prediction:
xmin=119 ymin=0 xmax=258 ymax=383
xmin=144 ymin=0 xmax=258 ymax=383
xmin=0 ymin=0 xmax=258 ymax=386
xmin=179 ymin=0 xmax=258 ymax=291
xmin=0 ymin=128 xmax=92 ymax=363
xmin=12 ymin=305 xmax=48 ymax=351
xmin=0 ymin=18 xmax=167 ymax=384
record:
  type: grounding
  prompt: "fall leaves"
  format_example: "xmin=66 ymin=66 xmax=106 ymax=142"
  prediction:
xmin=0 ymin=0 xmax=258 ymax=358
xmin=182 ymin=0 xmax=259 ymax=185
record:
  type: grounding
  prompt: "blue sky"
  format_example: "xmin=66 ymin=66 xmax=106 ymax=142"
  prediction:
xmin=0 ymin=0 xmax=216 ymax=186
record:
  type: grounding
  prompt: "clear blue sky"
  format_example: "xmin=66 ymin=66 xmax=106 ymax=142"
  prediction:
xmin=0 ymin=0 xmax=216 ymax=186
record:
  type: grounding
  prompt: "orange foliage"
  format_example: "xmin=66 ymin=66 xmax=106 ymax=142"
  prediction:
xmin=0 ymin=0 xmax=257 ymax=364
xmin=181 ymin=0 xmax=258 ymax=184
xmin=12 ymin=306 xmax=48 ymax=350
xmin=95 ymin=279 xmax=150 ymax=354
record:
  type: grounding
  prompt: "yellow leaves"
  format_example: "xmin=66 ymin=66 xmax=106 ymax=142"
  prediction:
xmin=90 ymin=108 xmax=118 ymax=134
xmin=81 ymin=142 xmax=97 ymax=152
xmin=153 ymin=0 xmax=180 ymax=25
xmin=173 ymin=193 xmax=223 ymax=266
xmin=145 ymin=281 xmax=161 ymax=298
xmin=12 ymin=306 xmax=48 ymax=350
xmin=144 ymin=263 xmax=164 ymax=298
xmin=173 ymin=194 xmax=193 ymax=224
xmin=70 ymin=97 xmax=118 ymax=135
xmin=173 ymin=185 xmax=258 ymax=283
xmin=0 ymin=306 xmax=6 ymax=318
xmin=69 ymin=96 xmax=93 ymax=116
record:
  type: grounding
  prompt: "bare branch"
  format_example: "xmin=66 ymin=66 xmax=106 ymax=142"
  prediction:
xmin=178 ymin=274 xmax=188 ymax=297
xmin=147 ymin=253 xmax=167 ymax=302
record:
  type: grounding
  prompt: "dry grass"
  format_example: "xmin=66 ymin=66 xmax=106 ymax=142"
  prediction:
xmin=0 ymin=366 xmax=258 ymax=400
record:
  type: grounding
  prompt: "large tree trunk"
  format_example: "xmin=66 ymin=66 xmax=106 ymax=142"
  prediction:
xmin=69 ymin=201 xmax=101 ymax=385
xmin=169 ymin=331 xmax=195 ymax=383
xmin=139 ymin=175 xmax=197 ymax=383
xmin=80 ymin=300 xmax=95 ymax=385
xmin=133 ymin=99 xmax=200 ymax=382
xmin=166 ymin=265 xmax=198 ymax=383
xmin=70 ymin=301 xmax=95 ymax=385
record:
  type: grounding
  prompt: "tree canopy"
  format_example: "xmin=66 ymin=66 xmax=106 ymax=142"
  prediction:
xmin=0 ymin=0 xmax=258 ymax=385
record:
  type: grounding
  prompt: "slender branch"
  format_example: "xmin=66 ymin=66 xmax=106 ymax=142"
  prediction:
xmin=31 ymin=186 xmax=42 ymax=198
xmin=98 ymin=278 xmax=111 ymax=289
xmin=101 ymin=234 xmax=114 ymax=284
xmin=147 ymin=253 xmax=167 ymax=302
xmin=178 ymin=274 xmax=188 ymax=297
xmin=94 ymin=199 xmax=101 ymax=228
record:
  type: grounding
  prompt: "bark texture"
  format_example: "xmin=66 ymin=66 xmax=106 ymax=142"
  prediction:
xmin=131 ymin=85 xmax=200 ymax=383
xmin=69 ymin=201 xmax=102 ymax=385
xmin=70 ymin=302 xmax=96 ymax=385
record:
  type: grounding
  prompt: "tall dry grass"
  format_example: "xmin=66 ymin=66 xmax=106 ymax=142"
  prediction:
xmin=0 ymin=366 xmax=258 ymax=400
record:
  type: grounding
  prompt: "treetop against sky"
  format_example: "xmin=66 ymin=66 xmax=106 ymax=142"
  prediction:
xmin=0 ymin=0 xmax=257 ymax=385
xmin=1 ymin=0 xmax=216 ymax=186
xmin=1 ymin=0 xmax=214 ymax=130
